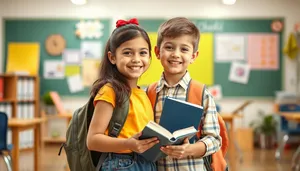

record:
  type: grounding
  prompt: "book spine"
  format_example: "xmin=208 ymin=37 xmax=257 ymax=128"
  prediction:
xmin=0 ymin=78 xmax=3 ymax=100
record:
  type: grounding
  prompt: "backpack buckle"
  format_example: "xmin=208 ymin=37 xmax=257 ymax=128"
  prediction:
xmin=109 ymin=123 xmax=121 ymax=137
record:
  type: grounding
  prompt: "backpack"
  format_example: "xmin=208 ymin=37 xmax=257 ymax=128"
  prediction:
xmin=58 ymin=96 xmax=129 ymax=171
xmin=146 ymin=80 xmax=229 ymax=171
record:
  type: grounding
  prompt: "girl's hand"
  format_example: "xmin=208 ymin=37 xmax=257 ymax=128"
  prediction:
xmin=125 ymin=132 xmax=159 ymax=153
xmin=160 ymin=138 xmax=190 ymax=159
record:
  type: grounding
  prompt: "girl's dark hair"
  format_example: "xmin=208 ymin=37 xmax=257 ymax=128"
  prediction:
xmin=90 ymin=24 xmax=151 ymax=107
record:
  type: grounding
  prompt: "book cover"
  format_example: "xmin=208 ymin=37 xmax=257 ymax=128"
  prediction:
xmin=159 ymin=96 xmax=204 ymax=135
xmin=139 ymin=121 xmax=198 ymax=162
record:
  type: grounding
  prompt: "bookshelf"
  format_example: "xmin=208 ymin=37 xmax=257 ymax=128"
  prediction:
xmin=0 ymin=73 xmax=40 ymax=150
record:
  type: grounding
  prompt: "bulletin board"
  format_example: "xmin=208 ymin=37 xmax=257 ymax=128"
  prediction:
xmin=3 ymin=18 xmax=111 ymax=96
xmin=137 ymin=18 xmax=284 ymax=97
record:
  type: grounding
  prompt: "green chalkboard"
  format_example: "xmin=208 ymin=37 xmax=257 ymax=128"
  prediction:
xmin=3 ymin=18 xmax=111 ymax=97
xmin=138 ymin=18 xmax=284 ymax=97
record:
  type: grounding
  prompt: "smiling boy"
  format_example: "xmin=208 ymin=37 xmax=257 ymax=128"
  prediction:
xmin=148 ymin=17 xmax=222 ymax=171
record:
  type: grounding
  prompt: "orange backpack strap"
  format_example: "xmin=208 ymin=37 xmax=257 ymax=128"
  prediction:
xmin=186 ymin=80 xmax=205 ymax=139
xmin=187 ymin=80 xmax=228 ymax=171
xmin=146 ymin=82 xmax=158 ymax=110
xmin=217 ymin=115 xmax=229 ymax=157
xmin=187 ymin=80 xmax=205 ymax=106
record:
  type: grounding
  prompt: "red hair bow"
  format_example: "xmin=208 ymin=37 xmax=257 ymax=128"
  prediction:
xmin=116 ymin=18 xmax=139 ymax=28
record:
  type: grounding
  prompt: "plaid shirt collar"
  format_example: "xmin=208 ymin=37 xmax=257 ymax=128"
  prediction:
xmin=156 ymin=71 xmax=192 ymax=93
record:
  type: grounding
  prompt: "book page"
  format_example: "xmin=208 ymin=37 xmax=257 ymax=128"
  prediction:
xmin=147 ymin=121 xmax=174 ymax=139
xmin=172 ymin=126 xmax=198 ymax=140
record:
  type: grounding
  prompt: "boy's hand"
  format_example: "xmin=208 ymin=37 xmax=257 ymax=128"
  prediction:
xmin=160 ymin=138 xmax=190 ymax=159
xmin=125 ymin=132 xmax=159 ymax=153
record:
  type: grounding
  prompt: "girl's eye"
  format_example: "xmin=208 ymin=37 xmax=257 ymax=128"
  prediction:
xmin=123 ymin=51 xmax=132 ymax=55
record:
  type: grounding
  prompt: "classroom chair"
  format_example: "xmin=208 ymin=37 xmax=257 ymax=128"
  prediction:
xmin=275 ymin=104 xmax=300 ymax=160
xmin=0 ymin=112 xmax=13 ymax=171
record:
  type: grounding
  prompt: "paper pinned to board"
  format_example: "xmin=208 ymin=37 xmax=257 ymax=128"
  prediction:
xmin=215 ymin=34 xmax=246 ymax=62
xmin=65 ymin=65 xmax=81 ymax=76
xmin=67 ymin=75 xmax=84 ymax=93
xmin=44 ymin=60 xmax=65 ymax=79
xmin=82 ymin=59 xmax=100 ymax=87
xmin=81 ymin=41 xmax=103 ymax=59
xmin=247 ymin=34 xmax=279 ymax=70
xmin=228 ymin=62 xmax=251 ymax=84
xmin=63 ymin=49 xmax=82 ymax=65
xmin=208 ymin=85 xmax=223 ymax=100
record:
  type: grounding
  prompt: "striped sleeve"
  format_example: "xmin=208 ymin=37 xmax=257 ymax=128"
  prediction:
xmin=198 ymin=89 xmax=222 ymax=157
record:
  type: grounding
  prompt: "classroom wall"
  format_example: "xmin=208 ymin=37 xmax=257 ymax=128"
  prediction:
xmin=0 ymin=0 xmax=300 ymax=128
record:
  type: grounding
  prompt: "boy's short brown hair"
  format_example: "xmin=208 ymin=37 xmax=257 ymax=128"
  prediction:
xmin=157 ymin=17 xmax=200 ymax=52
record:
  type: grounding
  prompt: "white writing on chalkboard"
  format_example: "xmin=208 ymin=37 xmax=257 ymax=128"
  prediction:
xmin=195 ymin=21 xmax=224 ymax=32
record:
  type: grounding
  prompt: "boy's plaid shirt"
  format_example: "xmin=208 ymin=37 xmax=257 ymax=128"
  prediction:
xmin=154 ymin=72 xmax=222 ymax=171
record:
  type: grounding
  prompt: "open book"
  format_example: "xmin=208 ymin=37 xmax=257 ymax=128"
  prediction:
xmin=159 ymin=96 xmax=204 ymax=142
xmin=139 ymin=121 xmax=198 ymax=162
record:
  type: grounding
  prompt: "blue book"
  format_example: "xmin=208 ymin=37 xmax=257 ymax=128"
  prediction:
xmin=139 ymin=121 xmax=198 ymax=162
xmin=159 ymin=96 xmax=204 ymax=134
xmin=139 ymin=97 xmax=204 ymax=162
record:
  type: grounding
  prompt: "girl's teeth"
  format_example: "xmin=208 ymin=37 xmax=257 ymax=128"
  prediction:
xmin=130 ymin=66 xmax=141 ymax=70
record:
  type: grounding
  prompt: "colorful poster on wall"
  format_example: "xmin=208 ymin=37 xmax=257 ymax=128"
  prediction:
xmin=247 ymin=34 xmax=279 ymax=70
xmin=6 ymin=42 xmax=40 ymax=75
xmin=215 ymin=34 xmax=246 ymax=62
xmin=229 ymin=62 xmax=250 ymax=84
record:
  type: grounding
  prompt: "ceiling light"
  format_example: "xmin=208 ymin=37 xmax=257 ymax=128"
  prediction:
xmin=70 ymin=0 xmax=87 ymax=5
xmin=222 ymin=0 xmax=236 ymax=5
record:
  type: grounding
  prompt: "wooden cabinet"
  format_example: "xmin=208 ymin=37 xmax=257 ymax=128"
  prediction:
xmin=0 ymin=74 xmax=40 ymax=150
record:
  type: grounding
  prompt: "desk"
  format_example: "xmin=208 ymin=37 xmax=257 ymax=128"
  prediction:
xmin=275 ymin=111 xmax=300 ymax=169
xmin=220 ymin=114 xmax=242 ymax=171
xmin=8 ymin=118 xmax=44 ymax=171
xmin=277 ymin=112 xmax=300 ymax=122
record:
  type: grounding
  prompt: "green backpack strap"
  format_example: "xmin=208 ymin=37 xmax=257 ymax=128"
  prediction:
xmin=95 ymin=97 xmax=130 ymax=170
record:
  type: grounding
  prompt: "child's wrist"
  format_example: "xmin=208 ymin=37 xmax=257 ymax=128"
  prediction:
xmin=122 ymin=138 xmax=131 ymax=150
xmin=187 ymin=141 xmax=206 ymax=157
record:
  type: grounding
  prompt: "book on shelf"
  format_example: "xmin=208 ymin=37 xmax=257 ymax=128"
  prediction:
xmin=139 ymin=121 xmax=198 ymax=162
xmin=0 ymin=77 xmax=3 ymax=100
xmin=139 ymin=96 xmax=204 ymax=162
